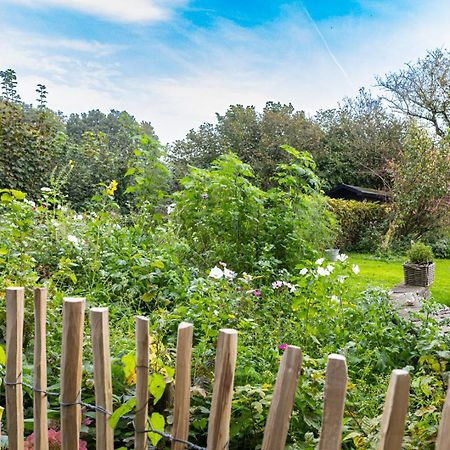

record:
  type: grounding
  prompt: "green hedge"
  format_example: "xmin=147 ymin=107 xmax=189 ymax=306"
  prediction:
xmin=328 ymin=198 xmax=390 ymax=251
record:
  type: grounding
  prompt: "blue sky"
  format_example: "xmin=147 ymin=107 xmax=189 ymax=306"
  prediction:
xmin=1 ymin=0 xmax=449 ymax=142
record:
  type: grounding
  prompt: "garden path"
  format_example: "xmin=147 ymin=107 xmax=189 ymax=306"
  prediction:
xmin=389 ymin=284 xmax=450 ymax=331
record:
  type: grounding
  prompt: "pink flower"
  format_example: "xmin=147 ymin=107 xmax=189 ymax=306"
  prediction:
xmin=279 ymin=343 xmax=288 ymax=351
xmin=82 ymin=416 xmax=93 ymax=426
xmin=24 ymin=428 xmax=88 ymax=449
xmin=245 ymin=289 xmax=261 ymax=296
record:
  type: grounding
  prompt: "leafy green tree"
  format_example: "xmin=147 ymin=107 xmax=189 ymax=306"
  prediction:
xmin=124 ymin=134 xmax=170 ymax=214
xmin=64 ymin=109 xmax=160 ymax=206
xmin=0 ymin=92 xmax=66 ymax=196
xmin=377 ymin=48 xmax=450 ymax=137
xmin=383 ymin=124 xmax=450 ymax=247
xmin=314 ymin=89 xmax=405 ymax=189
xmin=0 ymin=69 xmax=21 ymax=102
xmin=169 ymin=102 xmax=323 ymax=187
xmin=169 ymin=122 xmax=222 ymax=180
xmin=35 ymin=84 xmax=48 ymax=109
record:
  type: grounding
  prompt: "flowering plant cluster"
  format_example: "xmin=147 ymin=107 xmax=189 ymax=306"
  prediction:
xmin=209 ymin=262 xmax=237 ymax=280
xmin=24 ymin=429 xmax=88 ymax=449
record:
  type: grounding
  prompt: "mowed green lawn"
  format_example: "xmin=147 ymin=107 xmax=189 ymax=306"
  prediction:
xmin=347 ymin=253 xmax=450 ymax=305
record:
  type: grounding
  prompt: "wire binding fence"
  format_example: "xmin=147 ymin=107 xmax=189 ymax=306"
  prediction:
xmin=2 ymin=286 xmax=450 ymax=449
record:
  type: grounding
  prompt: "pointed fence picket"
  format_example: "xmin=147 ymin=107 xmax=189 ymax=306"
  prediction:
xmin=2 ymin=285 xmax=450 ymax=449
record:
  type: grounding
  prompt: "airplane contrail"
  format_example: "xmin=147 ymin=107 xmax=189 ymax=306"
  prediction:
xmin=300 ymin=2 xmax=355 ymax=90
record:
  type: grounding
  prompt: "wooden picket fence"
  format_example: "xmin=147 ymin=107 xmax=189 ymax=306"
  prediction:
xmin=3 ymin=286 xmax=450 ymax=449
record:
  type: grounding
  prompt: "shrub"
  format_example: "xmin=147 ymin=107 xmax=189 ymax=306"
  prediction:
xmin=173 ymin=150 xmax=336 ymax=272
xmin=327 ymin=198 xmax=390 ymax=251
xmin=425 ymin=231 xmax=450 ymax=259
xmin=383 ymin=124 xmax=450 ymax=248
xmin=407 ymin=242 xmax=434 ymax=264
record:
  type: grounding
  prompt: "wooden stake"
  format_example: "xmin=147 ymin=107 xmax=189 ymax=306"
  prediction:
xmin=61 ymin=298 xmax=85 ymax=450
xmin=135 ymin=316 xmax=149 ymax=450
xmin=90 ymin=308 xmax=114 ymax=450
xmin=34 ymin=287 xmax=49 ymax=450
xmin=318 ymin=354 xmax=347 ymax=450
xmin=172 ymin=322 xmax=193 ymax=450
xmin=207 ymin=329 xmax=238 ymax=450
xmin=379 ymin=369 xmax=410 ymax=450
xmin=6 ymin=287 xmax=25 ymax=450
xmin=436 ymin=382 xmax=450 ymax=449
xmin=261 ymin=345 xmax=303 ymax=450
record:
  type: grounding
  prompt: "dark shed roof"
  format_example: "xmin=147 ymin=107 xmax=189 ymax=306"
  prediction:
xmin=326 ymin=184 xmax=391 ymax=202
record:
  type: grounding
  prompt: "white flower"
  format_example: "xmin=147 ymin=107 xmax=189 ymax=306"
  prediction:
xmin=209 ymin=266 xmax=223 ymax=279
xmin=74 ymin=214 xmax=83 ymax=221
xmin=352 ymin=264 xmax=360 ymax=275
xmin=315 ymin=258 xmax=325 ymax=265
xmin=167 ymin=203 xmax=176 ymax=214
xmin=331 ymin=295 xmax=340 ymax=303
xmin=337 ymin=275 xmax=347 ymax=284
xmin=299 ymin=268 xmax=308 ymax=275
xmin=240 ymin=272 xmax=253 ymax=283
xmin=223 ymin=267 xmax=237 ymax=280
xmin=41 ymin=187 xmax=52 ymax=192
xmin=337 ymin=253 xmax=348 ymax=262
xmin=67 ymin=234 xmax=79 ymax=246
xmin=326 ymin=264 xmax=334 ymax=273
xmin=272 ymin=281 xmax=283 ymax=289
xmin=24 ymin=198 xmax=36 ymax=207
xmin=289 ymin=284 xmax=297 ymax=293
xmin=317 ymin=267 xmax=330 ymax=276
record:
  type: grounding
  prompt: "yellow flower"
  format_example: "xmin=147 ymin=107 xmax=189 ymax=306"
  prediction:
xmin=106 ymin=180 xmax=118 ymax=196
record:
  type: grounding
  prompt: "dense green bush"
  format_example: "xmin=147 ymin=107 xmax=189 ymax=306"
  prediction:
xmin=407 ymin=242 xmax=434 ymax=264
xmin=0 ymin=70 xmax=163 ymax=210
xmin=174 ymin=148 xmax=336 ymax=272
xmin=0 ymin=100 xmax=66 ymax=196
xmin=1 ymin=185 xmax=450 ymax=449
xmin=383 ymin=124 xmax=450 ymax=248
xmin=158 ymin=263 xmax=450 ymax=449
xmin=328 ymin=198 xmax=390 ymax=251
xmin=425 ymin=232 xmax=450 ymax=259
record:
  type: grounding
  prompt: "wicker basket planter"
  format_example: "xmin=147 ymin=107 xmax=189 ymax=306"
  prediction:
xmin=403 ymin=262 xmax=435 ymax=287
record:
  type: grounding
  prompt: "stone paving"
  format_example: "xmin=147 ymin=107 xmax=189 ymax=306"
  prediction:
xmin=389 ymin=283 xmax=450 ymax=331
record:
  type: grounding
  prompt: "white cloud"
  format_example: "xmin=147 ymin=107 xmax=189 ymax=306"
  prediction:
xmin=2 ymin=0 xmax=450 ymax=143
xmin=2 ymin=0 xmax=185 ymax=23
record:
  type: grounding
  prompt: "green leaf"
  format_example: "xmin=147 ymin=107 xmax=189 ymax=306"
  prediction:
xmin=122 ymin=352 xmax=136 ymax=385
xmin=1 ymin=193 xmax=12 ymax=203
xmin=10 ymin=190 xmax=26 ymax=200
xmin=148 ymin=412 xmax=165 ymax=446
xmin=0 ymin=345 xmax=6 ymax=366
xmin=69 ymin=273 xmax=78 ymax=284
xmin=151 ymin=260 xmax=165 ymax=269
xmin=108 ymin=397 xmax=136 ymax=429
xmin=124 ymin=186 xmax=137 ymax=194
xmin=124 ymin=168 xmax=136 ymax=177
xmin=148 ymin=373 xmax=166 ymax=404
xmin=0 ymin=248 xmax=8 ymax=255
